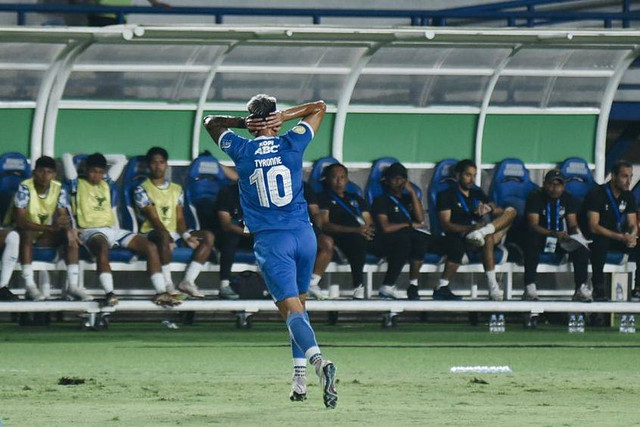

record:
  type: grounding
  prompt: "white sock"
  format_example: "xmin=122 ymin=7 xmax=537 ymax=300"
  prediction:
xmin=436 ymin=278 xmax=449 ymax=289
xmin=221 ymin=279 xmax=230 ymax=288
xmin=99 ymin=272 xmax=114 ymax=293
xmin=1 ymin=230 xmax=18 ymax=287
xmin=480 ymin=223 xmax=496 ymax=236
xmin=409 ymin=278 xmax=418 ymax=287
xmin=162 ymin=264 xmax=173 ymax=286
xmin=310 ymin=274 xmax=321 ymax=288
xmin=21 ymin=264 xmax=37 ymax=288
xmin=486 ymin=270 xmax=497 ymax=287
xmin=184 ymin=261 xmax=204 ymax=283
xmin=67 ymin=264 xmax=79 ymax=288
xmin=150 ymin=272 xmax=166 ymax=293
xmin=293 ymin=358 xmax=306 ymax=370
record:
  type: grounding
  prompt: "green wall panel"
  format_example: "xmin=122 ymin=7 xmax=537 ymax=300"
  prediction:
xmin=343 ymin=113 xmax=477 ymax=163
xmin=55 ymin=109 xmax=194 ymax=160
xmin=0 ymin=109 xmax=33 ymax=156
xmin=199 ymin=110 xmax=334 ymax=162
xmin=483 ymin=114 xmax=597 ymax=163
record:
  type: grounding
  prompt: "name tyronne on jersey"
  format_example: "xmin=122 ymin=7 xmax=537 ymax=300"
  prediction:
xmin=254 ymin=156 xmax=282 ymax=168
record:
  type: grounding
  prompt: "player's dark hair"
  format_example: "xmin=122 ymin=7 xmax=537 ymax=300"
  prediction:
xmin=86 ymin=153 xmax=107 ymax=170
xmin=146 ymin=146 xmax=168 ymax=162
xmin=454 ymin=159 xmax=477 ymax=175
xmin=35 ymin=156 xmax=56 ymax=171
xmin=323 ymin=163 xmax=348 ymax=179
xmin=611 ymin=160 xmax=632 ymax=176
xmin=247 ymin=94 xmax=277 ymax=119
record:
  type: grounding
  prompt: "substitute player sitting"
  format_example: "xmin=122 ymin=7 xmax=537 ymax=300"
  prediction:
xmin=134 ymin=147 xmax=214 ymax=299
xmin=9 ymin=156 xmax=87 ymax=301
xmin=65 ymin=152 xmax=177 ymax=307
xmin=204 ymin=94 xmax=338 ymax=409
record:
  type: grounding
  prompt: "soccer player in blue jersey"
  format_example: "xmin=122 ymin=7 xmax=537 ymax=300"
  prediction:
xmin=203 ymin=95 xmax=337 ymax=409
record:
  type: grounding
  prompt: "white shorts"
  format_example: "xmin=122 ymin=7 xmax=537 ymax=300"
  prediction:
xmin=79 ymin=227 xmax=137 ymax=249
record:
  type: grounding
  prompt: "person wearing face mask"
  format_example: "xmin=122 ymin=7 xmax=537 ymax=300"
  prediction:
xmin=523 ymin=169 xmax=590 ymax=301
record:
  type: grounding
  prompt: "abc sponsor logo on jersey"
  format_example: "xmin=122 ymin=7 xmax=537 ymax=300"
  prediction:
xmin=254 ymin=140 xmax=280 ymax=156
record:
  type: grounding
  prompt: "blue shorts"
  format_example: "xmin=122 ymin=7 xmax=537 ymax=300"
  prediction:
xmin=253 ymin=226 xmax=317 ymax=302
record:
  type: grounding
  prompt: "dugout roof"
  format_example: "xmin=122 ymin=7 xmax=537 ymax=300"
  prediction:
xmin=0 ymin=26 xmax=639 ymax=181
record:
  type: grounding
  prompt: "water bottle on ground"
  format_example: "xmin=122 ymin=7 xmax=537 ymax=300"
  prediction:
xmin=616 ymin=282 xmax=624 ymax=301
xmin=620 ymin=315 xmax=628 ymax=333
xmin=628 ymin=315 xmax=636 ymax=333
xmin=497 ymin=314 xmax=505 ymax=333
xmin=489 ymin=314 xmax=497 ymax=333
xmin=576 ymin=314 xmax=585 ymax=333
xmin=568 ymin=314 xmax=576 ymax=333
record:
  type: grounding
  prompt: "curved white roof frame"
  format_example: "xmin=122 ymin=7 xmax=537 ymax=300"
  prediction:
xmin=594 ymin=46 xmax=640 ymax=184
xmin=332 ymin=43 xmax=384 ymax=163
xmin=474 ymin=45 xmax=522 ymax=185
xmin=191 ymin=41 xmax=240 ymax=159
xmin=42 ymin=40 xmax=92 ymax=158
xmin=29 ymin=41 xmax=83 ymax=164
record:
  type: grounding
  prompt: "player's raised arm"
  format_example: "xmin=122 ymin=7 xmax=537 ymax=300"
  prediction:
xmin=202 ymin=115 xmax=247 ymax=145
xmin=259 ymin=101 xmax=326 ymax=135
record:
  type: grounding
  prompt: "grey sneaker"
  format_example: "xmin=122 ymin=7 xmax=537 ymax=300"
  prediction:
xmin=522 ymin=283 xmax=539 ymax=301
xmin=488 ymin=284 xmax=504 ymax=301
xmin=308 ymin=284 xmax=328 ymax=300
xmin=379 ymin=285 xmax=400 ymax=299
xmin=219 ymin=285 xmax=239 ymax=300
xmin=289 ymin=375 xmax=307 ymax=402
xmin=66 ymin=286 xmax=94 ymax=302
xmin=25 ymin=285 xmax=45 ymax=301
xmin=353 ymin=284 xmax=365 ymax=300
xmin=178 ymin=280 xmax=204 ymax=299
xmin=465 ymin=230 xmax=485 ymax=248
xmin=572 ymin=283 xmax=593 ymax=302
xmin=316 ymin=360 xmax=338 ymax=409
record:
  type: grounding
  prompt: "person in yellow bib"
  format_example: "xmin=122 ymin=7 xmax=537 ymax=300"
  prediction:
xmin=134 ymin=147 xmax=214 ymax=299
xmin=9 ymin=156 xmax=83 ymax=301
xmin=67 ymin=153 xmax=176 ymax=307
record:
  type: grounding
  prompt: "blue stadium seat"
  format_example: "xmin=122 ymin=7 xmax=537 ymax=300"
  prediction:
xmin=427 ymin=158 xmax=458 ymax=237
xmin=489 ymin=158 xmax=538 ymax=219
xmin=0 ymin=152 xmax=31 ymax=221
xmin=560 ymin=157 xmax=595 ymax=203
xmin=364 ymin=157 xmax=422 ymax=205
xmin=308 ymin=156 xmax=363 ymax=197
xmin=120 ymin=155 xmax=148 ymax=233
xmin=184 ymin=153 xmax=230 ymax=230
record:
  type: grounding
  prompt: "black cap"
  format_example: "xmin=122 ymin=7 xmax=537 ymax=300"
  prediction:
xmin=544 ymin=169 xmax=565 ymax=184
xmin=384 ymin=162 xmax=408 ymax=179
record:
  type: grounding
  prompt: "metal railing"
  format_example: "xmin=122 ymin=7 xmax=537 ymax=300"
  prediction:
xmin=0 ymin=1 xmax=636 ymax=28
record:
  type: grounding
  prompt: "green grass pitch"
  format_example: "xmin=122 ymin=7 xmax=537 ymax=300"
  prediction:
xmin=1 ymin=320 xmax=640 ymax=426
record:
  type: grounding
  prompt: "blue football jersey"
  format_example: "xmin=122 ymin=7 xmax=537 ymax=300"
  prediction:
xmin=217 ymin=121 xmax=314 ymax=233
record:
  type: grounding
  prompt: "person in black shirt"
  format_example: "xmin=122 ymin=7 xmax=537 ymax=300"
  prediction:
xmin=582 ymin=160 xmax=639 ymax=301
xmin=372 ymin=162 xmax=464 ymax=300
xmin=318 ymin=164 xmax=374 ymax=299
xmin=215 ymin=182 xmax=251 ymax=300
xmin=523 ymin=170 xmax=590 ymax=301
xmin=437 ymin=159 xmax=516 ymax=301
xmin=305 ymin=182 xmax=335 ymax=300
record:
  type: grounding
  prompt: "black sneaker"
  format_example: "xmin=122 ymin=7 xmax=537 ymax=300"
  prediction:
xmin=433 ymin=285 xmax=462 ymax=301
xmin=407 ymin=285 xmax=420 ymax=300
xmin=631 ymin=288 xmax=640 ymax=302
xmin=0 ymin=286 xmax=18 ymax=301
xmin=105 ymin=292 xmax=119 ymax=307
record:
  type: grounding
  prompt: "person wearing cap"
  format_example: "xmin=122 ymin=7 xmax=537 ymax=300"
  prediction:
xmin=523 ymin=169 xmax=590 ymax=301
xmin=372 ymin=162 xmax=463 ymax=300
xmin=581 ymin=160 xmax=640 ymax=301
xmin=437 ymin=159 xmax=516 ymax=301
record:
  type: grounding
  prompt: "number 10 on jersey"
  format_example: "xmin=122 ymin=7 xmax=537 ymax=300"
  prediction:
xmin=249 ymin=165 xmax=293 ymax=208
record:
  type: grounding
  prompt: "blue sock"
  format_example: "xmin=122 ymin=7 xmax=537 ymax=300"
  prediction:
xmin=291 ymin=338 xmax=305 ymax=360
xmin=286 ymin=312 xmax=321 ymax=361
